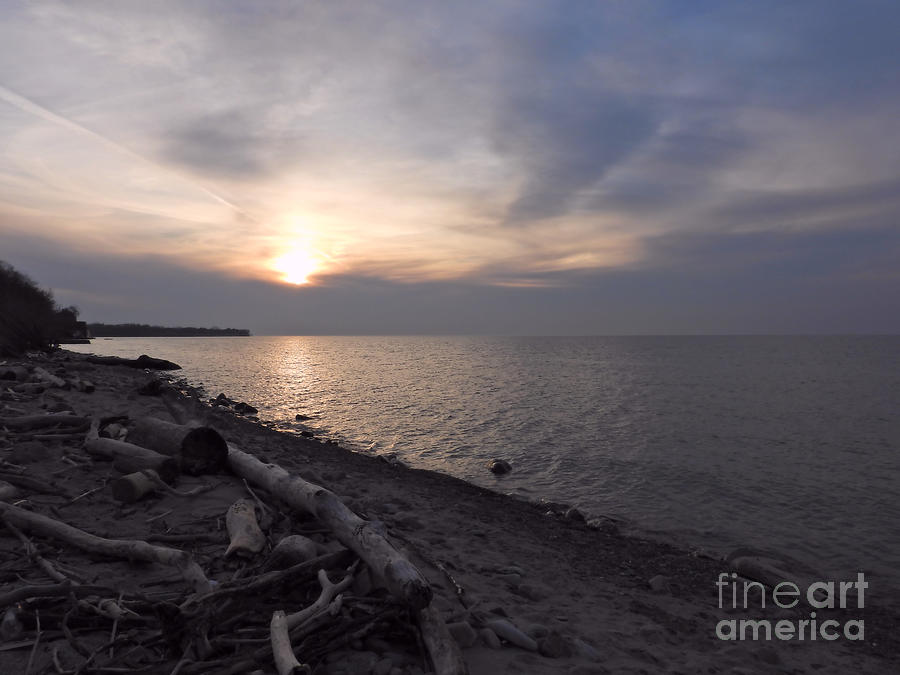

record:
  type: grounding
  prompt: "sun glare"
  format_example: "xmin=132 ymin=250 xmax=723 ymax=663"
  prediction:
xmin=272 ymin=247 xmax=319 ymax=285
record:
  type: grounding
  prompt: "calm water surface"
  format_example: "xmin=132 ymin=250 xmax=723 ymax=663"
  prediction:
xmin=70 ymin=336 xmax=900 ymax=595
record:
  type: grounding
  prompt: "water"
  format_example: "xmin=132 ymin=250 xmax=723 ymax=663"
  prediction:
xmin=69 ymin=335 xmax=900 ymax=595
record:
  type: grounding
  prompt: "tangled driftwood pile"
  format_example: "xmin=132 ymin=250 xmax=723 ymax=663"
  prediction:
xmin=0 ymin=357 xmax=470 ymax=674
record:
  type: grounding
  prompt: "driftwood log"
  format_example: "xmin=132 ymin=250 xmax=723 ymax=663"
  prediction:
xmin=0 ymin=413 xmax=89 ymax=431
xmin=111 ymin=470 xmax=160 ymax=503
xmin=0 ymin=501 xmax=211 ymax=593
xmin=87 ymin=354 xmax=181 ymax=370
xmin=227 ymin=444 xmax=432 ymax=609
xmin=418 ymin=604 xmax=470 ymax=675
xmin=128 ymin=417 xmax=227 ymax=476
xmin=84 ymin=436 xmax=180 ymax=484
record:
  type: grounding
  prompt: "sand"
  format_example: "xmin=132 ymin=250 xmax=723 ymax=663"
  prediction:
xmin=0 ymin=349 xmax=897 ymax=674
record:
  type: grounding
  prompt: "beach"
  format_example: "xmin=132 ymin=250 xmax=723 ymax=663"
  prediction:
xmin=1 ymin=350 xmax=897 ymax=674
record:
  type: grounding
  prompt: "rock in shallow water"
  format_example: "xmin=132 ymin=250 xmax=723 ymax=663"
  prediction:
xmin=488 ymin=459 xmax=512 ymax=475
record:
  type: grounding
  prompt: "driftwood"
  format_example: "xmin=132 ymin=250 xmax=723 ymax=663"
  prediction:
xmin=285 ymin=568 xmax=354 ymax=630
xmin=270 ymin=610 xmax=310 ymax=675
xmin=32 ymin=367 xmax=67 ymax=388
xmin=87 ymin=354 xmax=181 ymax=370
xmin=0 ymin=413 xmax=89 ymax=431
xmin=128 ymin=417 xmax=227 ymax=476
xmin=110 ymin=470 xmax=159 ymax=503
xmin=227 ymin=444 xmax=432 ymax=609
xmin=0 ymin=471 xmax=64 ymax=496
xmin=225 ymin=499 xmax=267 ymax=557
xmin=85 ymin=436 xmax=180 ymax=484
xmin=0 ymin=501 xmax=211 ymax=594
xmin=418 ymin=605 xmax=470 ymax=675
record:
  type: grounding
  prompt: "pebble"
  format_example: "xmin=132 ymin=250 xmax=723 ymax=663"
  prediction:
xmin=564 ymin=507 xmax=586 ymax=522
xmin=497 ymin=572 xmax=522 ymax=587
xmin=539 ymin=631 xmax=574 ymax=658
xmin=485 ymin=619 xmax=538 ymax=651
xmin=446 ymin=621 xmax=478 ymax=648
xmin=526 ymin=623 xmax=549 ymax=639
xmin=648 ymin=574 xmax=670 ymax=593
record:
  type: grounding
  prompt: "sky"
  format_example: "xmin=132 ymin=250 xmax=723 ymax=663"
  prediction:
xmin=1 ymin=0 xmax=898 ymax=334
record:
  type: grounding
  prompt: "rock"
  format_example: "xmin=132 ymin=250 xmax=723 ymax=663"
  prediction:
xmin=300 ymin=430 xmax=315 ymax=438
xmin=539 ymin=631 xmax=574 ymax=658
xmin=234 ymin=401 xmax=258 ymax=415
xmin=586 ymin=517 xmax=619 ymax=535
xmin=485 ymin=619 xmax=538 ymax=651
xmin=295 ymin=413 xmax=311 ymax=420
xmin=480 ymin=627 xmax=502 ymax=649
xmin=269 ymin=535 xmax=319 ymax=567
xmin=447 ymin=621 xmax=478 ymax=648
xmin=137 ymin=379 xmax=164 ymax=396
xmin=497 ymin=572 xmax=522 ymax=587
xmin=488 ymin=459 xmax=512 ymax=475
xmin=564 ymin=507 xmax=586 ymax=523
xmin=526 ymin=624 xmax=549 ymax=639
xmin=648 ymin=574 xmax=670 ymax=593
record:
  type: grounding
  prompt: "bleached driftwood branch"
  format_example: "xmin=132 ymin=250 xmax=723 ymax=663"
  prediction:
xmin=285 ymin=569 xmax=353 ymax=630
xmin=0 ymin=501 xmax=211 ymax=594
xmin=270 ymin=610 xmax=311 ymax=675
xmin=227 ymin=443 xmax=432 ymax=609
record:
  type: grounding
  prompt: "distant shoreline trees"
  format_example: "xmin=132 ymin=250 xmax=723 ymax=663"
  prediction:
xmin=0 ymin=261 xmax=84 ymax=355
xmin=87 ymin=324 xmax=251 ymax=337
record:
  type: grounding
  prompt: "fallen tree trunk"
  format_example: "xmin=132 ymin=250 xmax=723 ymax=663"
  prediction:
xmin=0 ymin=413 xmax=89 ymax=431
xmin=227 ymin=444 xmax=432 ymax=609
xmin=127 ymin=417 xmax=227 ymax=476
xmin=84 ymin=436 xmax=180 ymax=484
xmin=0 ymin=501 xmax=211 ymax=594
xmin=87 ymin=354 xmax=181 ymax=370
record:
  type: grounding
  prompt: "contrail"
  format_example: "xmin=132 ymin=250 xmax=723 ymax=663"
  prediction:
xmin=0 ymin=83 xmax=259 ymax=222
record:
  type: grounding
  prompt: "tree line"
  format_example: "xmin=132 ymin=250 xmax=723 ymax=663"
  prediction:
xmin=88 ymin=324 xmax=250 ymax=337
xmin=0 ymin=261 xmax=83 ymax=356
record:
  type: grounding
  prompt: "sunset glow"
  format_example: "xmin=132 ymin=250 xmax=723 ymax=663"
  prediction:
xmin=271 ymin=247 xmax=319 ymax=285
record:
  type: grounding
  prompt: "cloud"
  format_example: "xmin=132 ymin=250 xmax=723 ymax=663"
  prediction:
xmin=162 ymin=108 xmax=305 ymax=180
xmin=1 ymin=1 xmax=900 ymax=332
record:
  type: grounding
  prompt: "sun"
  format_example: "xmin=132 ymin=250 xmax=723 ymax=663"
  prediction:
xmin=271 ymin=247 xmax=319 ymax=285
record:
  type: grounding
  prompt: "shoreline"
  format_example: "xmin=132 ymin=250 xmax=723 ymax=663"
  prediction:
xmin=0 ymin=349 xmax=897 ymax=673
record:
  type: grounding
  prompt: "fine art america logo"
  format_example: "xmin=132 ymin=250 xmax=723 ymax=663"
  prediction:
xmin=715 ymin=572 xmax=867 ymax=641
